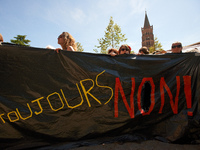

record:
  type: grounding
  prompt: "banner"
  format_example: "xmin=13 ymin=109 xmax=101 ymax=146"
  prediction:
xmin=0 ymin=44 xmax=200 ymax=149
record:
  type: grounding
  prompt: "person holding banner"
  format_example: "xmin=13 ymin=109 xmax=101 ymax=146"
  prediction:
xmin=108 ymin=48 xmax=119 ymax=56
xmin=55 ymin=32 xmax=77 ymax=53
xmin=138 ymin=46 xmax=149 ymax=55
xmin=171 ymin=41 xmax=182 ymax=53
xmin=108 ymin=44 xmax=131 ymax=56
xmin=118 ymin=44 xmax=131 ymax=55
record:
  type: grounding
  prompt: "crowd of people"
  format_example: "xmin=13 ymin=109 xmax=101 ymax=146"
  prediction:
xmin=0 ymin=32 xmax=199 ymax=54
xmin=108 ymin=41 xmax=186 ymax=56
xmin=53 ymin=32 xmax=191 ymax=55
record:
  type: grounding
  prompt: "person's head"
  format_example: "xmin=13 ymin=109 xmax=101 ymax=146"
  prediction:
xmin=57 ymin=32 xmax=77 ymax=51
xmin=118 ymin=44 xmax=131 ymax=54
xmin=108 ymin=48 xmax=119 ymax=56
xmin=138 ymin=47 xmax=149 ymax=55
xmin=0 ymin=33 xmax=3 ymax=42
xmin=171 ymin=41 xmax=182 ymax=53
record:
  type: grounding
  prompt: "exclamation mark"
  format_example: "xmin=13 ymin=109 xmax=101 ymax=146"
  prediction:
xmin=183 ymin=76 xmax=193 ymax=116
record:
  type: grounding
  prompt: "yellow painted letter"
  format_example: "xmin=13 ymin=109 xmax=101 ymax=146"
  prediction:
xmin=7 ymin=111 xmax=19 ymax=122
xmin=31 ymin=97 xmax=44 ymax=115
xmin=0 ymin=114 xmax=5 ymax=123
xmin=80 ymin=79 xmax=101 ymax=107
xmin=95 ymin=70 xmax=113 ymax=105
xmin=47 ymin=92 xmax=64 ymax=111
xmin=60 ymin=84 xmax=84 ymax=109
xmin=16 ymin=103 xmax=33 ymax=120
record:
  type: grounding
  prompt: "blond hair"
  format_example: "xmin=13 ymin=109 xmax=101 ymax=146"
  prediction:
xmin=0 ymin=33 xmax=3 ymax=42
xmin=62 ymin=32 xmax=77 ymax=51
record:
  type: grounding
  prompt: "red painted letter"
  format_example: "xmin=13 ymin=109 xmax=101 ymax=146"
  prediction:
xmin=114 ymin=78 xmax=135 ymax=118
xmin=159 ymin=76 xmax=180 ymax=114
xmin=137 ymin=77 xmax=155 ymax=115
xmin=183 ymin=76 xmax=193 ymax=116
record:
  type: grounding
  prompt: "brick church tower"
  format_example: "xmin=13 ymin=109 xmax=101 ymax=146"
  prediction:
xmin=141 ymin=11 xmax=154 ymax=49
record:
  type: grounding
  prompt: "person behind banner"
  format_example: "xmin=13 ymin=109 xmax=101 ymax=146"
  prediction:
xmin=108 ymin=48 xmax=119 ymax=56
xmin=138 ymin=46 xmax=149 ymax=55
xmin=0 ymin=33 xmax=3 ymax=43
xmin=171 ymin=41 xmax=182 ymax=53
xmin=118 ymin=44 xmax=131 ymax=55
xmin=55 ymin=32 xmax=77 ymax=53
xmin=109 ymin=44 xmax=131 ymax=57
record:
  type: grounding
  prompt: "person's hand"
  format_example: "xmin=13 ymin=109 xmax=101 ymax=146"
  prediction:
xmin=109 ymin=51 xmax=117 ymax=57
xmin=55 ymin=48 xmax=61 ymax=53
xmin=137 ymin=52 xmax=144 ymax=55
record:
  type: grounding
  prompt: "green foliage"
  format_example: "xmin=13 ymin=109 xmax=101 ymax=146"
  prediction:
xmin=76 ymin=42 xmax=84 ymax=52
xmin=149 ymin=36 xmax=163 ymax=53
xmin=10 ymin=35 xmax=31 ymax=46
xmin=94 ymin=16 xmax=127 ymax=54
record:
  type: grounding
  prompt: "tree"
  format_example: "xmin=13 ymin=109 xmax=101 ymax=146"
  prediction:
xmin=149 ymin=36 xmax=163 ymax=53
xmin=94 ymin=16 xmax=127 ymax=54
xmin=10 ymin=35 xmax=31 ymax=46
xmin=76 ymin=42 xmax=84 ymax=52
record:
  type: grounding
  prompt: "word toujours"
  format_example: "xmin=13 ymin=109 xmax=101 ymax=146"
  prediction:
xmin=0 ymin=71 xmax=193 ymax=124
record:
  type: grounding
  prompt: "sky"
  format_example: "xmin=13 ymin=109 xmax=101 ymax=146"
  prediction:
xmin=0 ymin=0 xmax=199 ymax=53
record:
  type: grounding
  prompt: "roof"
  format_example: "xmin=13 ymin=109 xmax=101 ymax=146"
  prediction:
xmin=144 ymin=11 xmax=150 ymax=28
xmin=182 ymin=41 xmax=200 ymax=53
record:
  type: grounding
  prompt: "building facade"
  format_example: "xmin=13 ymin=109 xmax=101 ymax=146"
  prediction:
xmin=141 ymin=11 xmax=154 ymax=49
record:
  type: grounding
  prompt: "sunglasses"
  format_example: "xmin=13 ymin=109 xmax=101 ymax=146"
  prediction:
xmin=121 ymin=48 xmax=129 ymax=51
xmin=172 ymin=45 xmax=182 ymax=49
